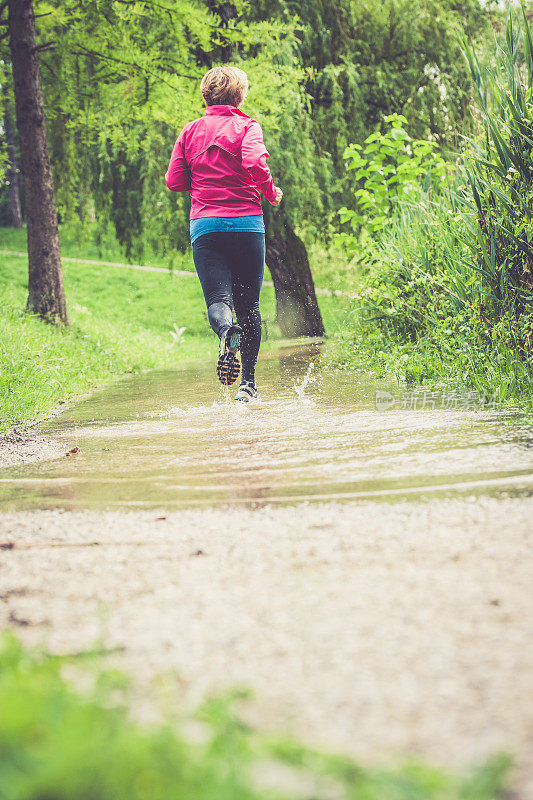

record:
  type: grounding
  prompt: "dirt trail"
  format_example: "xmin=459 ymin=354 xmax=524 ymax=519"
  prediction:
xmin=2 ymin=497 xmax=533 ymax=796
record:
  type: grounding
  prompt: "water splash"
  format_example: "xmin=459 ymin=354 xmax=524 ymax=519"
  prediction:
xmin=293 ymin=362 xmax=316 ymax=402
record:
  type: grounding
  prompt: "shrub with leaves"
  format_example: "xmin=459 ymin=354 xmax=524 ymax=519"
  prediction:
xmin=333 ymin=9 xmax=533 ymax=402
xmin=338 ymin=113 xmax=449 ymax=246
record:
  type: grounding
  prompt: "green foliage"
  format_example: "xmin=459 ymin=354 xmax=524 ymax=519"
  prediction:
xmin=34 ymin=0 xmax=212 ymax=257
xmin=332 ymin=7 xmax=533 ymax=403
xmin=26 ymin=0 xmax=326 ymax=261
xmin=340 ymin=0 xmax=495 ymax=142
xmin=338 ymin=114 xmax=449 ymax=241
xmin=1 ymin=0 xmax=494 ymax=261
xmin=252 ymin=0 xmax=493 ymax=193
xmin=332 ymin=184 xmax=533 ymax=404
xmin=0 ymin=634 xmax=512 ymax=800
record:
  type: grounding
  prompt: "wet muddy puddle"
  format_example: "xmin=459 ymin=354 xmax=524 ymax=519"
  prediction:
xmin=1 ymin=344 xmax=532 ymax=510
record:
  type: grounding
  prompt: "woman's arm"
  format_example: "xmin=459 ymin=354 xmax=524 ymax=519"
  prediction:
xmin=241 ymin=121 xmax=279 ymax=204
xmin=165 ymin=131 xmax=191 ymax=192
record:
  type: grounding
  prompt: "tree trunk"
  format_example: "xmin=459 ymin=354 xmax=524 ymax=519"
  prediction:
xmin=2 ymin=83 xmax=23 ymax=228
xmin=264 ymin=206 xmax=325 ymax=337
xmin=8 ymin=0 xmax=68 ymax=323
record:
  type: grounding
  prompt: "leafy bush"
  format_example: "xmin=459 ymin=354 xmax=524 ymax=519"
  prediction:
xmin=0 ymin=635 xmax=512 ymax=800
xmin=338 ymin=113 xmax=449 ymax=244
xmin=333 ymin=191 xmax=533 ymax=402
xmin=333 ymin=10 xmax=533 ymax=403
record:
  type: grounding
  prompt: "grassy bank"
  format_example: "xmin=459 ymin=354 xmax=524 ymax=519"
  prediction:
xmin=0 ymin=220 xmax=196 ymax=271
xmin=0 ymin=634 xmax=511 ymax=800
xmin=326 ymin=208 xmax=533 ymax=409
xmin=324 ymin=15 xmax=533 ymax=409
xmin=0 ymin=243 xmax=210 ymax=435
xmin=0 ymin=226 xmax=347 ymax=434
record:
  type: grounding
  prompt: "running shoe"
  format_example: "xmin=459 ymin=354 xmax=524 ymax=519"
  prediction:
xmin=216 ymin=324 xmax=242 ymax=385
xmin=235 ymin=380 xmax=258 ymax=403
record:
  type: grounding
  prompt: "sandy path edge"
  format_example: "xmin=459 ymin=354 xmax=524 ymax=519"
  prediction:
xmin=0 ymin=429 xmax=67 ymax=469
xmin=0 ymin=395 xmax=84 ymax=468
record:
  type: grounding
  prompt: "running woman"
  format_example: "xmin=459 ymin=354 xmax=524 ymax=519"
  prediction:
xmin=165 ymin=65 xmax=283 ymax=402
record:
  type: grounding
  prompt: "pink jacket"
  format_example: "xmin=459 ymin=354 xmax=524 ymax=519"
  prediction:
xmin=165 ymin=105 xmax=277 ymax=218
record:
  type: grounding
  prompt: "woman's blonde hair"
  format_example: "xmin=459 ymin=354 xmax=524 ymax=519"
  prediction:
xmin=200 ymin=66 xmax=248 ymax=107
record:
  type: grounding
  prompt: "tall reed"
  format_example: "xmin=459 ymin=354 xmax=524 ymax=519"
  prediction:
xmin=458 ymin=3 xmax=533 ymax=345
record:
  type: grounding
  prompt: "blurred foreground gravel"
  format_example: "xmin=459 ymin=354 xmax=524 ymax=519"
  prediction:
xmin=1 ymin=497 xmax=532 ymax=796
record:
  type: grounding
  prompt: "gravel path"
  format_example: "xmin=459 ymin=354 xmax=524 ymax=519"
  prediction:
xmin=2 ymin=496 xmax=532 ymax=795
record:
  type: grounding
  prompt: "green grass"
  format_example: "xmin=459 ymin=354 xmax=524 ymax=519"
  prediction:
xmin=0 ymin=634 xmax=512 ymax=800
xmin=0 ymin=226 xmax=347 ymax=434
xmin=0 ymin=248 xmax=212 ymax=433
xmin=0 ymin=220 xmax=195 ymax=270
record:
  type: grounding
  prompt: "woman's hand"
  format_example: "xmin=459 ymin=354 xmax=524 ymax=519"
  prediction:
xmin=272 ymin=187 xmax=283 ymax=206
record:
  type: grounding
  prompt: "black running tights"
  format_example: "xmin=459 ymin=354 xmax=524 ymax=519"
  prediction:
xmin=192 ymin=231 xmax=265 ymax=384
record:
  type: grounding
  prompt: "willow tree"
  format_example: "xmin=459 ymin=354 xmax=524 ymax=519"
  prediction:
xmin=4 ymin=0 xmax=67 ymax=322
xmin=31 ymin=0 xmax=328 ymax=336
xmin=252 ymin=0 xmax=494 ymax=205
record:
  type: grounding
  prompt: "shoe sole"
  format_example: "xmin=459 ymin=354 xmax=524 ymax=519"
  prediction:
xmin=217 ymin=351 xmax=241 ymax=385
xmin=217 ymin=327 xmax=242 ymax=386
xmin=228 ymin=329 xmax=242 ymax=351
